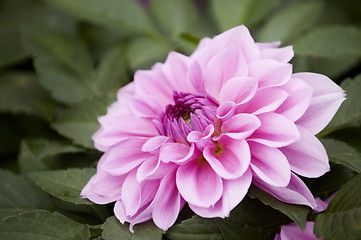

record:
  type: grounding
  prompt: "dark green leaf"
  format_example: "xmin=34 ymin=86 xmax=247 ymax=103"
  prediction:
xmin=94 ymin=43 xmax=128 ymax=93
xmin=52 ymin=96 xmax=114 ymax=148
xmin=127 ymin=37 xmax=172 ymax=70
xmin=294 ymin=25 xmax=361 ymax=57
xmin=29 ymin=168 xmax=95 ymax=205
xmin=258 ymin=1 xmax=323 ymax=42
xmin=0 ymin=27 xmax=27 ymax=68
xmin=0 ymin=210 xmax=89 ymax=240
xmin=248 ymin=186 xmax=310 ymax=229
xmin=45 ymin=0 xmax=157 ymax=36
xmin=315 ymin=173 xmax=361 ymax=240
xmin=22 ymin=27 xmax=93 ymax=77
xmin=215 ymin=220 xmax=278 ymax=240
xmin=244 ymin=0 xmax=282 ymax=27
xmin=34 ymin=58 xmax=99 ymax=105
xmin=151 ymin=0 xmax=196 ymax=36
xmin=0 ymin=170 xmax=53 ymax=220
xmin=166 ymin=216 xmax=222 ymax=240
xmin=325 ymin=74 xmax=361 ymax=132
xmin=0 ymin=72 xmax=57 ymax=121
xmin=102 ymin=217 xmax=163 ymax=240
xmin=321 ymin=138 xmax=361 ymax=173
xmin=18 ymin=138 xmax=84 ymax=173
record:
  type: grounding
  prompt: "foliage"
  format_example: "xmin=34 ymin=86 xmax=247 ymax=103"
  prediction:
xmin=0 ymin=0 xmax=360 ymax=239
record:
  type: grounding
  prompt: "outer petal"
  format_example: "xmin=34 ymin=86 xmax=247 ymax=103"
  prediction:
xmin=280 ymin=126 xmax=330 ymax=178
xmin=204 ymin=136 xmax=251 ymax=179
xmin=248 ymin=59 xmax=292 ymax=88
xmin=294 ymin=72 xmax=346 ymax=134
xmin=99 ymin=138 xmax=150 ymax=175
xmin=190 ymin=169 xmax=252 ymax=218
xmin=160 ymin=142 xmax=195 ymax=164
xmin=219 ymin=76 xmax=258 ymax=105
xmin=280 ymin=222 xmax=318 ymax=240
xmin=276 ymin=78 xmax=313 ymax=122
xmin=249 ymin=142 xmax=291 ymax=187
xmin=203 ymin=47 xmax=243 ymax=99
xmin=254 ymin=173 xmax=317 ymax=209
xmin=152 ymin=171 xmax=184 ymax=231
xmin=220 ymin=114 xmax=261 ymax=140
xmin=176 ymin=159 xmax=223 ymax=208
xmin=237 ymin=88 xmax=289 ymax=115
xmin=249 ymin=113 xmax=300 ymax=147
xmin=256 ymin=42 xmax=294 ymax=63
xmin=81 ymin=170 xmax=125 ymax=204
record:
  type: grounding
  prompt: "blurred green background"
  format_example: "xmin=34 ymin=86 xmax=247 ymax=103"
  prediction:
xmin=0 ymin=0 xmax=361 ymax=239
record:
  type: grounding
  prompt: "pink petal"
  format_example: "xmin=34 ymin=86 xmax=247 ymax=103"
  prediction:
xmin=219 ymin=76 xmax=258 ymax=105
xmin=129 ymin=95 xmax=162 ymax=118
xmin=203 ymin=136 xmax=250 ymax=179
xmin=249 ymin=142 xmax=291 ymax=187
xmin=254 ymin=173 xmax=317 ymax=209
xmin=190 ymin=169 xmax=252 ymax=218
xmin=80 ymin=170 xmax=125 ymax=204
xmin=256 ymin=42 xmax=294 ymax=63
xmin=137 ymin=156 xmax=177 ymax=182
xmin=237 ymin=88 xmax=289 ymax=115
xmin=248 ymin=59 xmax=292 ymax=88
xmin=294 ymin=72 xmax=346 ymax=134
xmin=134 ymin=68 xmax=173 ymax=105
xmin=280 ymin=126 xmax=330 ymax=178
xmin=187 ymin=60 xmax=205 ymax=93
xmin=99 ymin=138 xmax=150 ymax=175
xmin=160 ymin=142 xmax=195 ymax=164
xmin=162 ymin=51 xmax=194 ymax=93
xmin=212 ymin=25 xmax=261 ymax=62
xmin=203 ymin=47 xmax=244 ymax=99
xmin=221 ymin=114 xmax=261 ymax=140
xmin=142 ymin=136 xmax=169 ymax=153
xmin=249 ymin=113 xmax=300 ymax=147
xmin=121 ymin=171 xmax=141 ymax=216
xmin=152 ymin=171 xmax=184 ymax=231
xmin=216 ymin=101 xmax=236 ymax=123
xmin=176 ymin=160 xmax=223 ymax=208
xmin=280 ymin=222 xmax=318 ymax=240
xmin=276 ymin=78 xmax=313 ymax=122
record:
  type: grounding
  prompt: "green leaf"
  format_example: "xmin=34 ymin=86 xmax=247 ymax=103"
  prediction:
xmin=0 ymin=210 xmax=89 ymax=240
xmin=22 ymin=27 xmax=93 ymax=77
xmin=294 ymin=25 xmax=361 ymax=57
xmin=52 ymin=96 xmax=114 ymax=148
xmin=45 ymin=0 xmax=157 ymax=36
xmin=321 ymin=138 xmax=361 ymax=173
xmin=166 ymin=216 xmax=222 ymax=240
xmin=211 ymin=0 xmax=282 ymax=31
xmin=102 ymin=217 xmax=163 ymax=240
xmin=258 ymin=1 xmax=323 ymax=42
xmin=127 ymin=37 xmax=172 ymax=70
xmin=18 ymin=138 xmax=84 ymax=173
xmin=315 ymin=173 xmax=361 ymax=240
xmin=324 ymin=74 xmax=361 ymax=132
xmin=248 ymin=186 xmax=310 ymax=230
xmin=0 ymin=170 xmax=53 ymax=220
xmin=34 ymin=58 xmax=100 ymax=105
xmin=151 ymin=0 xmax=196 ymax=36
xmin=29 ymin=168 xmax=95 ymax=205
xmin=94 ymin=43 xmax=128 ymax=93
xmin=0 ymin=27 xmax=27 ymax=68
xmin=215 ymin=220 xmax=278 ymax=240
xmin=211 ymin=0 xmax=252 ymax=31
xmin=0 ymin=72 xmax=57 ymax=121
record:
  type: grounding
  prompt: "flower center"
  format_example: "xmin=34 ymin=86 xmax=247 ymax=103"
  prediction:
xmin=155 ymin=92 xmax=219 ymax=144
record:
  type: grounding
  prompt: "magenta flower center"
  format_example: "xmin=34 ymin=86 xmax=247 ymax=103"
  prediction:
xmin=157 ymin=92 xmax=218 ymax=144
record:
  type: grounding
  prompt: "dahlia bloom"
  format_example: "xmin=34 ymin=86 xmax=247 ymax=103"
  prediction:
xmin=81 ymin=25 xmax=345 ymax=231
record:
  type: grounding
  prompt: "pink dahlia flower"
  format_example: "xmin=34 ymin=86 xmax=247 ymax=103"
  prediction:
xmin=81 ymin=25 xmax=345 ymax=231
